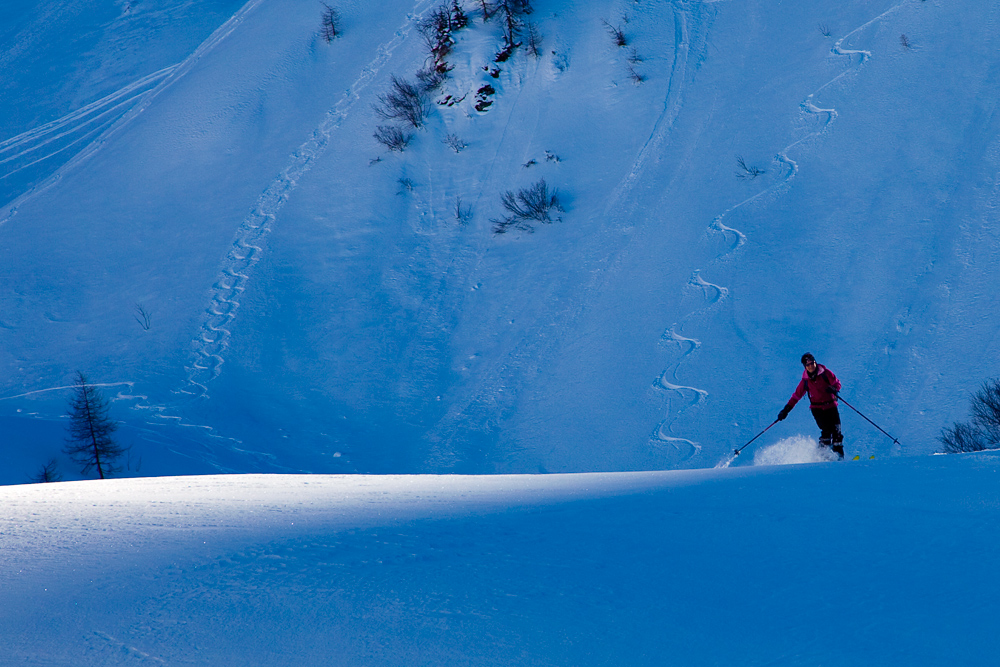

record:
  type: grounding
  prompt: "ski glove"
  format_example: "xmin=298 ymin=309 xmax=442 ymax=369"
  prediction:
xmin=777 ymin=405 xmax=791 ymax=421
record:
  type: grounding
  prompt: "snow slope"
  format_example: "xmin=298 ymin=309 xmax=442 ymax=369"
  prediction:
xmin=3 ymin=452 xmax=999 ymax=665
xmin=3 ymin=0 xmax=1000 ymax=480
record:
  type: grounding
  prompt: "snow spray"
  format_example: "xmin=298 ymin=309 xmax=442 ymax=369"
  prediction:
xmin=751 ymin=435 xmax=839 ymax=466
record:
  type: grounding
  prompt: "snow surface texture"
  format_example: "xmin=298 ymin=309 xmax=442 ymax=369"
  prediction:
xmin=3 ymin=0 xmax=1000 ymax=481
xmin=3 ymin=454 xmax=1000 ymax=665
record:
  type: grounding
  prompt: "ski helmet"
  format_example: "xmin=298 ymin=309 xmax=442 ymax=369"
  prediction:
xmin=801 ymin=352 xmax=816 ymax=366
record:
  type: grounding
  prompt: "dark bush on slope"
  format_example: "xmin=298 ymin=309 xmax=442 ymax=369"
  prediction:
xmin=940 ymin=378 xmax=1000 ymax=453
xmin=420 ymin=2 xmax=468 ymax=70
xmin=494 ymin=0 xmax=533 ymax=60
xmin=320 ymin=4 xmax=341 ymax=42
xmin=374 ymin=76 xmax=429 ymax=128
xmin=373 ymin=125 xmax=412 ymax=152
xmin=31 ymin=458 xmax=63 ymax=483
xmin=492 ymin=179 xmax=564 ymax=234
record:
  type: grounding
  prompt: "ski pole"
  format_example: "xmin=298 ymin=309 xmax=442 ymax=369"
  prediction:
xmin=834 ymin=392 xmax=900 ymax=446
xmin=734 ymin=419 xmax=780 ymax=457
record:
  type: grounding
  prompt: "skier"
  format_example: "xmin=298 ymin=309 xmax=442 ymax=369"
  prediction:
xmin=776 ymin=353 xmax=845 ymax=459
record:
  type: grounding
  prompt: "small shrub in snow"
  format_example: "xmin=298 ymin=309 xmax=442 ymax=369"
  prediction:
xmin=478 ymin=0 xmax=495 ymax=21
xmin=31 ymin=458 xmax=63 ymax=483
xmin=495 ymin=0 xmax=533 ymax=60
xmin=736 ymin=155 xmax=765 ymax=180
xmin=492 ymin=179 xmax=564 ymax=234
xmin=940 ymin=422 xmax=986 ymax=453
xmin=474 ymin=84 xmax=496 ymax=112
xmin=420 ymin=2 xmax=469 ymax=74
xmin=626 ymin=63 xmax=646 ymax=84
xmin=454 ymin=196 xmax=473 ymax=224
xmin=417 ymin=65 xmax=451 ymax=91
xmin=421 ymin=8 xmax=456 ymax=68
xmin=603 ymin=20 xmax=628 ymax=48
xmin=969 ymin=379 xmax=1000 ymax=443
xmin=134 ymin=303 xmax=152 ymax=330
xmin=940 ymin=378 xmax=1000 ymax=453
xmin=443 ymin=133 xmax=467 ymax=152
xmin=321 ymin=4 xmax=341 ymax=42
xmin=373 ymin=125 xmax=412 ymax=152
xmin=449 ymin=0 xmax=469 ymax=30
xmin=525 ymin=22 xmax=543 ymax=58
xmin=900 ymin=34 xmax=911 ymax=50
xmin=818 ymin=23 xmax=832 ymax=37
xmin=374 ymin=75 xmax=429 ymax=128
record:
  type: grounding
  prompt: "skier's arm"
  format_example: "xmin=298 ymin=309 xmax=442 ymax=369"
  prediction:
xmin=778 ymin=378 xmax=807 ymax=420
xmin=825 ymin=369 xmax=842 ymax=395
xmin=788 ymin=378 xmax=807 ymax=407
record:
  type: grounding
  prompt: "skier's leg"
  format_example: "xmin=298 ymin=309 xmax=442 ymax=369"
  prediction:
xmin=830 ymin=426 xmax=844 ymax=458
xmin=829 ymin=407 xmax=844 ymax=459
xmin=811 ymin=407 xmax=833 ymax=449
xmin=812 ymin=407 xmax=842 ymax=458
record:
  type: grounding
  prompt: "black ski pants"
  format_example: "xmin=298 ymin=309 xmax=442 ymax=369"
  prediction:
xmin=810 ymin=406 xmax=843 ymax=447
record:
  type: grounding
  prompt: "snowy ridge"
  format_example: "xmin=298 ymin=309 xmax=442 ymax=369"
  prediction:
xmin=4 ymin=454 xmax=1000 ymax=664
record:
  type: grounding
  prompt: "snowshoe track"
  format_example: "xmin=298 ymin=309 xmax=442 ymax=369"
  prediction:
xmin=179 ymin=0 xmax=437 ymax=399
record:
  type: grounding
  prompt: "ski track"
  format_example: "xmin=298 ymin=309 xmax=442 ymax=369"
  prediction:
xmin=0 ymin=382 xmax=135 ymax=403
xmin=2 ymin=0 xmax=298 ymax=464
xmin=3 ymin=0 xmax=442 ymax=469
xmin=0 ymin=0 xmax=274 ymax=462
xmin=178 ymin=0 xmax=437 ymax=402
xmin=113 ymin=0 xmax=437 ymax=471
xmin=425 ymin=0 xmax=697 ymax=460
xmin=0 ymin=0 xmax=267 ymax=226
xmin=602 ymin=0 xmax=691 ymax=221
xmin=651 ymin=0 xmax=912 ymax=460
xmin=0 ymin=66 xmax=176 ymax=179
xmin=89 ymin=631 xmax=167 ymax=665
xmin=0 ymin=0 xmax=914 ymax=469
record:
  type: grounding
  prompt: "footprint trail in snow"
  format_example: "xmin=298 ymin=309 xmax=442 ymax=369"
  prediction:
xmin=178 ymin=0 xmax=437 ymax=402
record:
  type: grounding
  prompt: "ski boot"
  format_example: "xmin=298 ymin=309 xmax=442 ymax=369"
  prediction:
xmin=832 ymin=431 xmax=845 ymax=460
xmin=819 ymin=434 xmax=845 ymax=460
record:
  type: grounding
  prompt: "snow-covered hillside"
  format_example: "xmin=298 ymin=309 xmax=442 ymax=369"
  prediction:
xmin=3 ymin=451 xmax=999 ymax=665
xmin=3 ymin=0 xmax=1000 ymax=481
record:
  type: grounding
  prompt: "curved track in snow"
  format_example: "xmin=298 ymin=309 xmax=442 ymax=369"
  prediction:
xmin=651 ymin=0 xmax=912 ymax=460
xmin=602 ymin=0 xmax=693 ymax=221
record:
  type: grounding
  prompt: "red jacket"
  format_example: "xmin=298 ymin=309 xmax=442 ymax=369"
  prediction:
xmin=787 ymin=364 xmax=841 ymax=410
